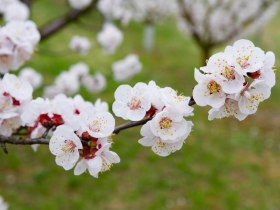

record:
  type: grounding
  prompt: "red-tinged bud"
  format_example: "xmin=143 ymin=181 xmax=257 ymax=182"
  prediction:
xmin=146 ymin=106 xmax=157 ymax=118
xmin=74 ymin=109 xmax=80 ymax=115
xmin=247 ymin=70 xmax=261 ymax=79
xmin=12 ymin=98 xmax=20 ymax=106
xmin=52 ymin=114 xmax=64 ymax=126
xmin=3 ymin=92 xmax=9 ymax=97
xmin=39 ymin=114 xmax=53 ymax=128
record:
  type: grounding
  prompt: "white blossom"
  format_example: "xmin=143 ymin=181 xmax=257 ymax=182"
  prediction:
xmin=113 ymin=83 xmax=151 ymax=121
xmin=78 ymin=109 xmax=115 ymax=138
xmin=208 ymin=98 xmax=247 ymax=121
xmin=139 ymin=121 xmax=190 ymax=157
xmin=0 ymin=196 xmax=8 ymax=210
xmin=82 ymin=72 xmax=107 ymax=93
xmin=193 ymin=69 xmax=226 ymax=108
xmin=68 ymin=0 xmax=92 ymax=10
xmin=112 ymin=54 xmax=142 ymax=81
xmin=49 ymin=125 xmax=83 ymax=170
xmin=0 ymin=20 xmax=40 ymax=73
xmin=19 ymin=67 xmax=42 ymax=89
xmin=97 ymin=23 xmax=123 ymax=54
xmin=69 ymin=35 xmax=91 ymax=55
xmin=69 ymin=62 xmax=90 ymax=78
xmin=1 ymin=73 xmax=33 ymax=102
xmin=74 ymin=138 xmax=120 ymax=178
xmin=3 ymin=1 xmax=29 ymax=22
xmin=238 ymin=81 xmax=271 ymax=115
xmin=0 ymin=116 xmax=21 ymax=137
xmin=149 ymin=108 xmax=192 ymax=141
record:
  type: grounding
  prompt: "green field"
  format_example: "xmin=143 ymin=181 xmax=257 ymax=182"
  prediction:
xmin=0 ymin=1 xmax=280 ymax=209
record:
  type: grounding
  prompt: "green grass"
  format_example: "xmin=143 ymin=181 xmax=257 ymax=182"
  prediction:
xmin=1 ymin=1 xmax=280 ymax=209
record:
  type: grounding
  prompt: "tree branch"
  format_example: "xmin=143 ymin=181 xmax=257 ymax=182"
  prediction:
xmin=39 ymin=1 xmax=97 ymax=41
xmin=0 ymin=98 xmax=196 ymax=146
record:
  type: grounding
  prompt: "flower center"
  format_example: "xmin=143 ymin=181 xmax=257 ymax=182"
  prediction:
xmin=128 ymin=97 xmax=141 ymax=110
xmin=159 ymin=117 xmax=172 ymax=129
xmin=207 ymin=81 xmax=221 ymax=94
xmin=89 ymin=120 xmax=101 ymax=132
xmin=237 ymin=55 xmax=250 ymax=69
xmin=222 ymin=66 xmax=235 ymax=80
xmin=0 ymin=55 xmax=9 ymax=64
xmin=61 ymin=140 xmax=76 ymax=153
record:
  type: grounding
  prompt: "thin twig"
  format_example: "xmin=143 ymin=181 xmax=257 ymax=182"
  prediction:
xmin=39 ymin=1 xmax=97 ymax=41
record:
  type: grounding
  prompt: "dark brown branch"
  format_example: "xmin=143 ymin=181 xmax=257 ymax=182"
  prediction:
xmin=113 ymin=118 xmax=152 ymax=135
xmin=39 ymin=1 xmax=97 ymax=41
xmin=0 ymin=98 xmax=196 ymax=146
xmin=0 ymin=135 xmax=49 ymax=145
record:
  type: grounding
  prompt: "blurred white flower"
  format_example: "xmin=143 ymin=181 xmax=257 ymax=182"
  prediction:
xmin=19 ymin=67 xmax=42 ymax=89
xmin=0 ymin=20 xmax=40 ymax=73
xmin=68 ymin=0 xmax=92 ymax=10
xmin=69 ymin=62 xmax=90 ymax=78
xmin=97 ymin=23 xmax=123 ymax=54
xmin=1 ymin=73 xmax=33 ymax=102
xmin=82 ymin=72 xmax=107 ymax=93
xmin=112 ymin=54 xmax=142 ymax=81
xmin=0 ymin=196 xmax=8 ymax=210
xmin=69 ymin=35 xmax=91 ymax=55
xmin=54 ymin=71 xmax=80 ymax=95
xmin=0 ymin=116 xmax=21 ymax=137
xmin=3 ymin=1 xmax=29 ymax=22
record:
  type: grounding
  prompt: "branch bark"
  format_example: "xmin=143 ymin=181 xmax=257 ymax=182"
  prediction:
xmin=39 ymin=1 xmax=97 ymax=41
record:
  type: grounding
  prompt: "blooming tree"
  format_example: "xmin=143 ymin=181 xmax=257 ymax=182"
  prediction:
xmin=0 ymin=0 xmax=277 ymax=184
xmin=98 ymin=0 xmax=179 ymax=51
xmin=177 ymin=0 xmax=278 ymax=63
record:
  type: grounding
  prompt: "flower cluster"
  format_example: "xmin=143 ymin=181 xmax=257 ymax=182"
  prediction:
xmin=97 ymin=23 xmax=123 ymax=54
xmin=0 ymin=73 xmax=33 ymax=136
xmin=0 ymin=20 xmax=40 ymax=74
xmin=44 ymin=62 xmax=106 ymax=98
xmin=69 ymin=35 xmax=92 ymax=55
xmin=178 ymin=0 xmax=277 ymax=44
xmin=112 ymin=54 xmax=142 ymax=81
xmin=193 ymin=39 xmax=275 ymax=121
xmin=0 ymin=0 xmax=29 ymax=22
xmin=97 ymin=0 xmax=179 ymax=25
xmin=46 ymin=96 xmax=119 ymax=178
xmin=113 ymin=81 xmax=194 ymax=156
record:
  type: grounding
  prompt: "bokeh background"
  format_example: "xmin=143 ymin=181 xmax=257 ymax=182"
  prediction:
xmin=0 ymin=0 xmax=280 ymax=209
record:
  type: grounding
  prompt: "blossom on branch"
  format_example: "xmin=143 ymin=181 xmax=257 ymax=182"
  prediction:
xmin=193 ymin=39 xmax=275 ymax=121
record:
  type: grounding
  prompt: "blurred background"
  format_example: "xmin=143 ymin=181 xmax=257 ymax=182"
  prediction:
xmin=0 ymin=0 xmax=280 ymax=209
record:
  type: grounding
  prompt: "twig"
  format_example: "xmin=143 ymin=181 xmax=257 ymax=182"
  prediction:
xmin=39 ymin=1 xmax=97 ymax=41
xmin=1 ymin=143 xmax=8 ymax=154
